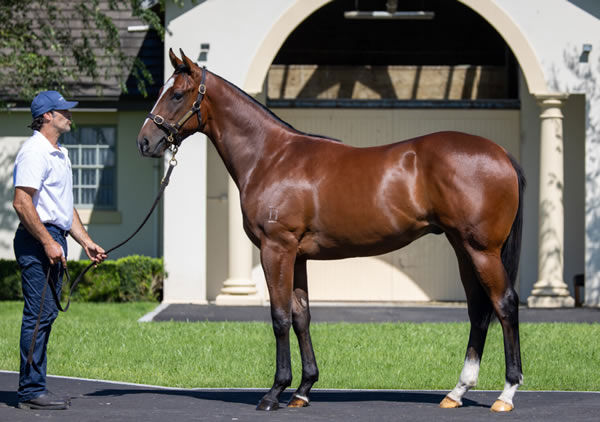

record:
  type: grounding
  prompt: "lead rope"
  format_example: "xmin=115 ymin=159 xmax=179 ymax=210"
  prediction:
xmin=26 ymin=147 xmax=179 ymax=366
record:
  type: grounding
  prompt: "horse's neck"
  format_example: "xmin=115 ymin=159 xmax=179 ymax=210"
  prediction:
xmin=203 ymin=76 xmax=280 ymax=190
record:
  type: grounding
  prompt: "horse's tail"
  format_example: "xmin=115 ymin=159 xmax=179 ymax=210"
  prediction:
xmin=501 ymin=154 xmax=526 ymax=287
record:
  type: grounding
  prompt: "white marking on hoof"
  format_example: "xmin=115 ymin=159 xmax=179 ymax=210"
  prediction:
xmin=497 ymin=379 xmax=521 ymax=407
xmin=293 ymin=394 xmax=309 ymax=403
xmin=447 ymin=358 xmax=480 ymax=404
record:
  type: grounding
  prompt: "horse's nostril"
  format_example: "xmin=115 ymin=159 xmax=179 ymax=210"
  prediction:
xmin=138 ymin=137 xmax=150 ymax=155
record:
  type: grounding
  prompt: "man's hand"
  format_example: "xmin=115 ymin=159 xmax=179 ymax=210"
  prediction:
xmin=84 ymin=242 xmax=107 ymax=265
xmin=43 ymin=239 xmax=67 ymax=267
xmin=70 ymin=209 xmax=107 ymax=266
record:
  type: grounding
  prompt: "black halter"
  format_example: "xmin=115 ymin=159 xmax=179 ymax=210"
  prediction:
xmin=147 ymin=66 xmax=207 ymax=146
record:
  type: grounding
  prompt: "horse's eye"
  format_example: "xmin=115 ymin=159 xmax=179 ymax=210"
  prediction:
xmin=173 ymin=91 xmax=184 ymax=100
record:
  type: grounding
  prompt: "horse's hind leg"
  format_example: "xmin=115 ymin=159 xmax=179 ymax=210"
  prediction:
xmin=441 ymin=247 xmax=494 ymax=408
xmin=471 ymin=249 xmax=522 ymax=411
xmin=288 ymin=258 xmax=319 ymax=407
xmin=256 ymin=241 xmax=296 ymax=411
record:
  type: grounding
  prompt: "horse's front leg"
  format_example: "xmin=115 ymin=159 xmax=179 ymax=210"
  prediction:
xmin=288 ymin=258 xmax=319 ymax=408
xmin=256 ymin=240 xmax=296 ymax=411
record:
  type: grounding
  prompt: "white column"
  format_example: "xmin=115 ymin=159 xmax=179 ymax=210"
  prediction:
xmin=163 ymin=134 xmax=207 ymax=304
xmin=215 ymin=177 xmax=261 ymax=305
xmin=585 ymin=89 xmax=600 ymax=308
xmin=528 ymin=94 xmax=575 ymax=308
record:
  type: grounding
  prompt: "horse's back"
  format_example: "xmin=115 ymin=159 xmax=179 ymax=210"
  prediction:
xmin=412 ymin=130 xmax=510 ymax=158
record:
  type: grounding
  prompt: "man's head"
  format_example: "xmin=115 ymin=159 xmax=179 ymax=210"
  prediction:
xmin=29 ymin=91 xmax=78 ymax=133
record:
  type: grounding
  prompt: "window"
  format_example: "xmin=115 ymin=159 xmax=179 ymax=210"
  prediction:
xmin=61 ymin=126 xmax=116 ymax=209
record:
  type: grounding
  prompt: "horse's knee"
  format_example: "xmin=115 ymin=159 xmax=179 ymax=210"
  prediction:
xmin=271 ymin=308 xmax=292 ymax=336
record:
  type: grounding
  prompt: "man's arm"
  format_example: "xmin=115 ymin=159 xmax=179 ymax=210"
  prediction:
xmin=69 ymin=208 xmax=107 ymax=264
xmin=13 ymin=186 xmax=66 ymax=267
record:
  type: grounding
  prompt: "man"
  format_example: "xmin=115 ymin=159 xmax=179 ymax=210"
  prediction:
xmin=13 ymin=91 xmax=107 ymax=410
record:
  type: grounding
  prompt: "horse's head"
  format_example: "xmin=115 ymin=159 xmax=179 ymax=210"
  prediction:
xmin=137 ymin=48 xmax=207 ymax=157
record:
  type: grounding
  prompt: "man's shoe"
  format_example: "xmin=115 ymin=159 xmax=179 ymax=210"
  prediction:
xmin=18 ymin=393 xmax=70 ymax=410
xmin=48 ymin=391 xmax=72 ymax=405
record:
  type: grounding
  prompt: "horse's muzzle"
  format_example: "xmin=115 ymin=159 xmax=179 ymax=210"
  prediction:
xmin=138 ymin=137 xmax=166 ymax=158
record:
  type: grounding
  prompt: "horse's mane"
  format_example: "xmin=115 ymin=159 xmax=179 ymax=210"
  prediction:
xmin=212 ymin=72 xmax=342 ymax=143
xmin=170 ymin=62 xmax=341 ymax=142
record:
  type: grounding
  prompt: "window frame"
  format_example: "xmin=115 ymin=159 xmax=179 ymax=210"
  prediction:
xmin=61 ymin=125 xmax=118 ymax=210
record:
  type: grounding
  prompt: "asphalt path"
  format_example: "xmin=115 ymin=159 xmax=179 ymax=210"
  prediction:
xmin=150 ymin=303 xmax=600 ymax=323
xmin=1 ymin=371 xmax=599 ymax=422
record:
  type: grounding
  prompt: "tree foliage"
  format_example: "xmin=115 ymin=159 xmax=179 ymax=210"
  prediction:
xmin=0 ymin=0 xmax=165 ymax=104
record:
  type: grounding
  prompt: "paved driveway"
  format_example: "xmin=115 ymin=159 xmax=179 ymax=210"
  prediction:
xmin=149 ymin=303 xmax=600 ymax=323
xmin=1 ymin=371 xmax=599 ymax=422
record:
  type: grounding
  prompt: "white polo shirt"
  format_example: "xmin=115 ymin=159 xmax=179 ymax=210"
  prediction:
xmin=13 ymin=130 xmax=74 ymax=231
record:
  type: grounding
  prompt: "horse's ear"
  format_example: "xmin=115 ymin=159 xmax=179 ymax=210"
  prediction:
xmin=179 ymin=49 xmax=196 ymax=72
xmin=169 ymin=48 xmax=182 ymax=69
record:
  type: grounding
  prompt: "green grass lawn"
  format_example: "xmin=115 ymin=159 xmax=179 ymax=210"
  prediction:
xmin=1 ymin=301 xmax=598 ymax=391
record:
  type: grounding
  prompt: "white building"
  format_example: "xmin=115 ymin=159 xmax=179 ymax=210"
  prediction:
xmin=1 ymin=0 xmax=599 ymax=307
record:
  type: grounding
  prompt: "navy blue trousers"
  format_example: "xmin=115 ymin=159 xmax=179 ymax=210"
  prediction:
xmin=14 ymin=224 xmax=67 ymax=402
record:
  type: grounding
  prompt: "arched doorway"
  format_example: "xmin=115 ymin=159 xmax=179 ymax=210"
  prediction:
xmin=243 ymin=0 xmax=547 ymax=95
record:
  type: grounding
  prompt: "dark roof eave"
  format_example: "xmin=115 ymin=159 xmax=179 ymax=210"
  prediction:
xmin=4 ymin=96 xmax=155 ymax=112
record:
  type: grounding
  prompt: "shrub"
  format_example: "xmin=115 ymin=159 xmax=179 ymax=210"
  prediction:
xmin=0 ymin=255 xmax=164 ymax=302
xmin=0 ymin=260 xmax=21 ymax=300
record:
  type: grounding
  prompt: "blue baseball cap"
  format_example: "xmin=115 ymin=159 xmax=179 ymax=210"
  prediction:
xmin=31 ymin=91 xmax=78 ymax=118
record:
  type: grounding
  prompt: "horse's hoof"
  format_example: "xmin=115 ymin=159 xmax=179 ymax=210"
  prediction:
xmin=287 ymin=395 xmax=310 ymax=408
xmin=439 ymin=396 xmax=461 ymax=409
xmin=491 ymin=399 xmax=514 ymax=412
xmin=256 ymin=398 xmax=279 ymax=411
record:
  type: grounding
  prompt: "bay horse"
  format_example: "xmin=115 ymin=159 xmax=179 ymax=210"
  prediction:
xmin=137 ymin=49 xmax=525 ymax=413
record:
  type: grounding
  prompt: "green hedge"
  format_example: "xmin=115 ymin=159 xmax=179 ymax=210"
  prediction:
xmin=0 ymin=255 xmax=164 ymax=302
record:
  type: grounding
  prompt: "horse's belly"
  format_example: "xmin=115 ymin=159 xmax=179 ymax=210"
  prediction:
xmin=298 ymin=222 xmax=433 ymax=260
